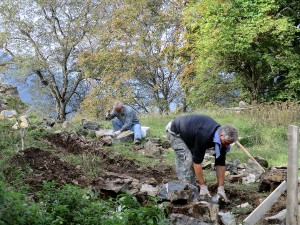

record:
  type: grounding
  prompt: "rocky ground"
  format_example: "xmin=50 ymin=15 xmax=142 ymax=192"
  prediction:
xmin=7 ymin=131 xmax=289 ymax=224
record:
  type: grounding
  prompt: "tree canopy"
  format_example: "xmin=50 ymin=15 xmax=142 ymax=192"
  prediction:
xmin=183 ymin=0 xmax=300 ymax=105
xmin=0 ymin=0 xmax=106 ymax=121
xmin=0 ymin=0 xmax=299 ymax=120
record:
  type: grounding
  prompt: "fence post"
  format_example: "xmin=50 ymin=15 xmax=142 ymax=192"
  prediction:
xmin=286 ymin=125 xmax=299 ymax=225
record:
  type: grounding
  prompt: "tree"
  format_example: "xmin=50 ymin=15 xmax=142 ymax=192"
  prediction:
xmin=182 ymin=0 xmax=299 ymax=105
xmin=79 ymin=0 xmax=187 ymax=114
xmin=0 ymin=0 xmax=106 ymax=121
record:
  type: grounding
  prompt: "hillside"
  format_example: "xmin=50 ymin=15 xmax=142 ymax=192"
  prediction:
xmin=0 ymin=104 xmax=299 ymax=224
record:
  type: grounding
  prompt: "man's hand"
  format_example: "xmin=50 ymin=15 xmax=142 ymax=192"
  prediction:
xmin=200 ymin=184 xmax=211 ymax=198
xmin=113 ymin=130 xmax=121 ymax=136
xmin=217 ymin=186 xmax=229 ymax=202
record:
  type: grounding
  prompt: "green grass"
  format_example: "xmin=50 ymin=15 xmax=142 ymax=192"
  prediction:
xmin=63 ymin=153 xmax=104 ymax=180
xmin=140 ymin=106 xmax=299 ymax=168
xmin=105 ymin=143 xmax=162 ymax=168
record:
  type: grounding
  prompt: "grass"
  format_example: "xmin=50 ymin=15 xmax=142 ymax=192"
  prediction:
xmin=63 ymin=153 xmax=104 ymax=180
xmin=140 ymin=104 xmax=299 ymax=168
xmin=105 ymin=143 xmax=162 ymax=168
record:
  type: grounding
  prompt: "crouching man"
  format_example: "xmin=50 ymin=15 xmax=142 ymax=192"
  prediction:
xmin=105 ymin=101 xmax=142 ymax=145
xmin=166 ymin=114 xmax=238 ymax=201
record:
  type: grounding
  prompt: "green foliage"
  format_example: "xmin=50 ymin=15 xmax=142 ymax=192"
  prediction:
xmin=0 ymin=181 xmax=47 ymax=225
xmin=63 ymin=153 xmax=104 ymax=180
xmin=183 ymin=0 xmax=300 ymax=105
xmin=114 ymin=194 xmax=169 ymax=225
xmin=0 ymin=181 xmax=169 ymax=225
xmin=0 ymin=119 xmax=18 ymax=150
xmin=5 ymin=97 xmax=27 ymax=114
xmin=232 ymin=205 xmax=253 ymax=215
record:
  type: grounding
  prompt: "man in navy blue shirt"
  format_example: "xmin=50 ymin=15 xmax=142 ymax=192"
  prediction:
xmin=166 ymin=114 xmax=238 ymax=201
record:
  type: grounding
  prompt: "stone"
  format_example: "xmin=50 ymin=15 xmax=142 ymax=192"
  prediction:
xmin=254 ymin=156 xmax=268 ymax=168
xmin=219 ymin=212 xmax=237 ymax=225
xmin=139 ymin=184 xmax=158 ymax=197
xmin=259 ymin=168 xmax=287 ymax=192
xmin=167 ymin=189 xmax=193 ymax=203
xmin=239 ymin=101 xmax=247 ymax=108
xmin=91 ymin=172 xmax=140 ymax=194
xmin=264 ymin=209 xmax=286 ymax=224
xmin=169 ymin=201 xmax=219 ymax=224
xmin=161 ymin=140 xmax=171 ymax=149
xmin=1 ymin=110 xmax=17 ymax=117
xmin=12 ymin=115 xmax=30 ymax=129
xmin=157 ymin=181 xmax=199 ymax=203
xmin=81 ymin=119 xmax=100 ymax=131
xmin=226 ymin=159 xmax=240 ymax=174
xmin=143 ymin=141 xmax=162 ymax=158
xmin=101 ymin=136 xmax=112 ymax=146
xmin=95 ymin=129 xmax=114 ymax=138
xmin=242 ymin=173 xmax=256 ymax=184
xmin=169 ymin=213 xmax=211 ymax=225
xmin=0 ymin=83 xmax=21 ymax=110
xmin=145 ymin=137 xmax=161 ymax=144
xmin=114 ymin=130 xmax=134 ymax=143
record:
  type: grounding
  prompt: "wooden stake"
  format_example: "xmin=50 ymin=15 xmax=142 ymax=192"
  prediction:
xmin=286 ymin=125 xmax=299 ymax=225
xmin=243 ymin=181 xmax=287 ymax=225
xmin=235 ymin=141 xmax=265 ymax=172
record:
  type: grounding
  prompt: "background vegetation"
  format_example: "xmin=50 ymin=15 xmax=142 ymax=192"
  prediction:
xmin=0 ymin=0 xmax=299 ymax=120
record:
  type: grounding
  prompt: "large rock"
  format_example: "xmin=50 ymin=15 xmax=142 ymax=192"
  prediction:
xmin=114 ymin=130 xmax=134 ymax=143
xmin=259 ymin=168 xmax=287 ymax=192
xmin=143 ymin=140 xmax=163 ymax=158
xmin=0 ymin=83 xmax=21 ymax=109
xmin=81 ymin=119 xmax=100 ymax=131
xmin=91 ymin=172 xmax=141 ymax=195
xmin=169 ymin=213 xmax=212 ymax=225
xmin=157 ymin=181 xmax=199 ymax=203
xmin=169 ymin=202 xmax=219 ymax=224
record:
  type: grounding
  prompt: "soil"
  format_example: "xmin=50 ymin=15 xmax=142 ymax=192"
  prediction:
xmin=8 ymin=131 xmax=287 ymax=222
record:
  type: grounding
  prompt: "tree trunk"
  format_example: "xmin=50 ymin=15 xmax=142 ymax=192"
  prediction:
xmin=56 ymin=101 xmax=67 ymax=122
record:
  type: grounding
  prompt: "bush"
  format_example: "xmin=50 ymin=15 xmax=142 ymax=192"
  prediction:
xmin=0 ymin=181 xmax=169 ymax=225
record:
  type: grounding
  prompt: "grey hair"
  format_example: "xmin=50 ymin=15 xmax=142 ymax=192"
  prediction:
xmin=113 ymin=101 xmax=124 ymax=109
xmin=220 ymin=125 xmax=238 ymax=142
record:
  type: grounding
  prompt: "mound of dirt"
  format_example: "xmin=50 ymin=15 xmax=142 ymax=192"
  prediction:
xmin=45 ymin=132 xmax=177 ymax=183
xmin=13 ymin=147 xmax=87 ymax=189
xmin=45 ymin=132 xmax=104 ymax=154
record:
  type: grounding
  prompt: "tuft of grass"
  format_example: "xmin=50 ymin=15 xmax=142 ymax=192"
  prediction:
xmin=105 ymin=143 xmax=161 ymax=168
xmin=140 ymin=114 xmax=175 ymax=138
xmin=63 ymin=153 xmax=104 ymax=180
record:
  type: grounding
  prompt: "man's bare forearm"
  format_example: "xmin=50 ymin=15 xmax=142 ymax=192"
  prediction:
xmin=193 ymin=163 xmax=205 ymax=186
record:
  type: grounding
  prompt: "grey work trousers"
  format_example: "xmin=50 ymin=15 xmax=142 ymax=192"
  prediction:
xmin=169 ymin=132 xmax=197 ymax=187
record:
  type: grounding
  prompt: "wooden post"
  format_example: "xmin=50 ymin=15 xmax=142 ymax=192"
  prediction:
xmin=243 ymin=181 xmax=287 ymax=225
xmin=286 ymin=125 xmax=299 ymax=225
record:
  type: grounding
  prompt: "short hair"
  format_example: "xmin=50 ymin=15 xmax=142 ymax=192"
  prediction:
xmin=113 ymin=101 xmax=124 ymax=109
xmin=220 ymin=125 xmax=238 ymax=142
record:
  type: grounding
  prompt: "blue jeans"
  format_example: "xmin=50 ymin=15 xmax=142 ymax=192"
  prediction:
xmin=112 ymin=118 xmax=142 ymax=140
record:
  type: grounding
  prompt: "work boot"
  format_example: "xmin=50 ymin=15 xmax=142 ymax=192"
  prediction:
xmin=133 ymin=139 xmax=141 ymax=145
